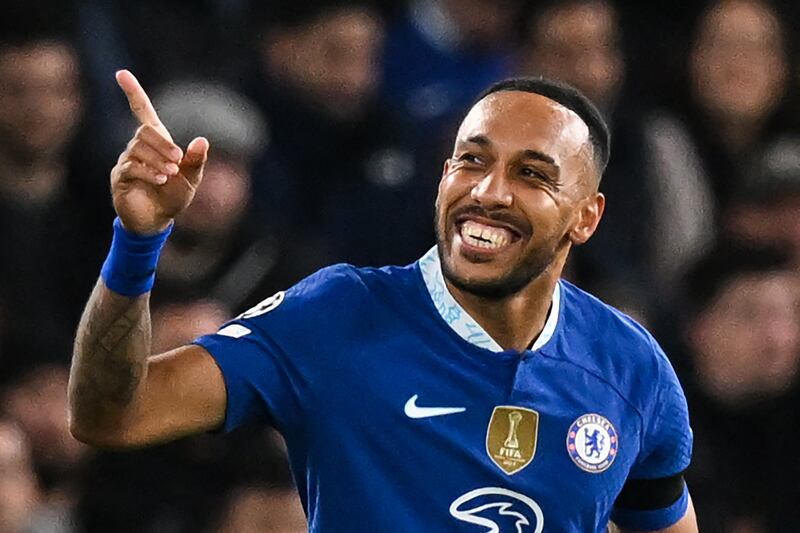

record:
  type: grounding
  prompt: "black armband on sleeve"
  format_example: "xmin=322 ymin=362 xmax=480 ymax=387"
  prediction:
xmin=615 ymin=471 xmax=686 ymax=510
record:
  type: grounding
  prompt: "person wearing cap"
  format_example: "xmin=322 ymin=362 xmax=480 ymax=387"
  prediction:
xmin=144 ymin=80 xmax=315 ymax=316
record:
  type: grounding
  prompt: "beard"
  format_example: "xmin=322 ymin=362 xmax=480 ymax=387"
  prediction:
xmin=434 ymin=208 xmax=566 ymax=300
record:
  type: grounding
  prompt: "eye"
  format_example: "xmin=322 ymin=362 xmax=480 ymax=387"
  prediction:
xmin=520 ymin=166 xmax=546 ymax=180
xmin=457 ymin=153 xmax=482 ymax=165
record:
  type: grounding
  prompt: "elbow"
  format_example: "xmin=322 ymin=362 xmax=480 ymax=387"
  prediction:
xmin=67 ymin=411 xmax=138 ymax=450
xmin=67 ymin=415 xmax=113 ymax=448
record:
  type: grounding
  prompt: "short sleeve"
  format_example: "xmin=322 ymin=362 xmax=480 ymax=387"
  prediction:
xmin=612 ymin=340 xmax=693 ymax=530
xmin=194 ymin=319 xmax=292 ymax=432
xmin=193 ymin=264 xmax=362 ymax=434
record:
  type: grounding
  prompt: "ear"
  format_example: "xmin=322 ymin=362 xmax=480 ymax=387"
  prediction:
xmin=569 ymin=192 xmax=605 ymax=245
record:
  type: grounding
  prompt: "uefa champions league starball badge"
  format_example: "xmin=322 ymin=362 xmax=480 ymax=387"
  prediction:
xmin=566 ymin=413 xmax=618 ymax=473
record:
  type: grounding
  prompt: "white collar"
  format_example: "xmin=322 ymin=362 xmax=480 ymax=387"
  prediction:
xmin=418 ymin=247 xmax=560 ymax=353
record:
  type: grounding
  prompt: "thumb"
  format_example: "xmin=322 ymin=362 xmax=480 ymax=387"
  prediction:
xmin=180 ymin=137 xmax=209 ymax=185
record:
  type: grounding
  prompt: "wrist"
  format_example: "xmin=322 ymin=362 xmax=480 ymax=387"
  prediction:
xmin=100 ymin=217 xmax=173 ymax=297
xmin=118 ymin=217 xmax=174 ymax=237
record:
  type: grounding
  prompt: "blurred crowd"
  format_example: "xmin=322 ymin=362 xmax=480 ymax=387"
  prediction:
xmin=1 ymin=0 xmax=799 ymax=531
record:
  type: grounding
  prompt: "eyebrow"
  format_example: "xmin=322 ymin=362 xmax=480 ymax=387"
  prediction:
xmin=463 ymin=134 xmax=558 ymax=168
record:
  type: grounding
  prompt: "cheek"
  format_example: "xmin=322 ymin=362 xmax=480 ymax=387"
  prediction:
xmin=518 ymin=191 xmax=566 ymax=234
xmin=436 ymin=172 xmax=473 ymax=212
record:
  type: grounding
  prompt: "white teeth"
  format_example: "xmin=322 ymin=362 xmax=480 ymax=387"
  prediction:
xmin=460 ymin=220 xmax=512 ymax=249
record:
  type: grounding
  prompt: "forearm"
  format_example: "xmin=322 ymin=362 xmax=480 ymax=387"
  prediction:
xmin=68 ymin=279 xmax=152 ymax=443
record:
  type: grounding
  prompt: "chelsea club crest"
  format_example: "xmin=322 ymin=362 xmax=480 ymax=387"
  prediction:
xmin=566 ymin=413 xmax=618 ymax=473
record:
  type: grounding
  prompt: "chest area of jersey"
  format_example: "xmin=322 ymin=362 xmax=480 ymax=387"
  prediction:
xmin=310 ymin=337 xmax=642 ymax=507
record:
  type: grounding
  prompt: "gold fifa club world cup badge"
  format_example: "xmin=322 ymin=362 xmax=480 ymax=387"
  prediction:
xmin=486 ymin=406 xmax=539 ymax=475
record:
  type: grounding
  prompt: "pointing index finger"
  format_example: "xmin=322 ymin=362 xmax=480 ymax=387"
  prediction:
xmin=116 ymin=69 xmax=163 ymax=127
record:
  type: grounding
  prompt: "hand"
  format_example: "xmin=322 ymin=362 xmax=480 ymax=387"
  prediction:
xmin=110 ymin=70 xmax=209 ymax=235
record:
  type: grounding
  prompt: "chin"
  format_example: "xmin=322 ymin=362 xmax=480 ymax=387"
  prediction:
xmin=439 ymin=247 xmax=539 ymax=300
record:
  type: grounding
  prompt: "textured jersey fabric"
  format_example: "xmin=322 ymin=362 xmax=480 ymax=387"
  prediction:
xmin=194 ymin=248 xmax=692 ymax=532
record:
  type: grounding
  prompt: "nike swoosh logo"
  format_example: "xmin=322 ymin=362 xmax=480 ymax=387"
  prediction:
xmin=404 ymin=394 xmax=466 ymax=419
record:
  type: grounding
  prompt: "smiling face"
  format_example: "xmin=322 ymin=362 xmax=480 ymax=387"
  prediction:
xmin=435 ymin=90 xmax=604 ymax=298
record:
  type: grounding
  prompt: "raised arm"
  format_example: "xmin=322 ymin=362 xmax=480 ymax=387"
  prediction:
xmin=68 ymin=70 xmax=226 ymax=448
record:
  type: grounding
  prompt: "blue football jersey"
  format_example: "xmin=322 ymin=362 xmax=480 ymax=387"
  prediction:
xmin=194 ymin=247 xmax=693 ymax=532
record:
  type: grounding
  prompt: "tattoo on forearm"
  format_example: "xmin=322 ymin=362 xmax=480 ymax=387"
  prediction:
xmin=71 ymin=282 xmax=152 ymax=422
xmin=97 ymin=306 xmax=140 ymax=354
xmin=86 ymin=301 xmax=148 ymax=406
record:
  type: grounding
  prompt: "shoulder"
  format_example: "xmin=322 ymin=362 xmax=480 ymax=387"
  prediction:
xmin=556 ymin=281 xmax=679 ymax=409
xmin=559 ymin=280 xmax=662 ymax=357
xmin=286 ymin=262 xmax=418 ymax=298
xmin=237 ymin=262 xmax=421 ymax=326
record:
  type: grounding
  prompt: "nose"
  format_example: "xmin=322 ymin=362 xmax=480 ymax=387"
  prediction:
xmin=470 ymin=170 xmax=513 ymax=209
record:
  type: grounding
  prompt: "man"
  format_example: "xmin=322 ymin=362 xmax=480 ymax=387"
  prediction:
xmin=68 ymin=70 xmax=697 ymax=531
xmin=677 ymin=243 xmax=800 ymax=531
xmin=0 ymin=7 xmax=110 ymax=374
xmin=249 ymin=1 xmax=436 ymax=268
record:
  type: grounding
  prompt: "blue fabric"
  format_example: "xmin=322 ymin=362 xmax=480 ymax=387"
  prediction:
xmin=194 ymin=260 xmax=692 ymax=532
xmin=100 ymin=217 xmax=172 ymax=297
xmin=381 ymin=16 xmax=512 ymax=132
xmin=612 ymin=484 xmax=690 ymax=531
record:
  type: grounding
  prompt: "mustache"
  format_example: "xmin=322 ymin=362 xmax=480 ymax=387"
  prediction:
xmin=448 ymin=205 xmax=531 ymax=236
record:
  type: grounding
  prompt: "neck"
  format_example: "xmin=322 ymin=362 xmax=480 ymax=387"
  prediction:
xmin=445 ymin=253 xmax=566 ymax=352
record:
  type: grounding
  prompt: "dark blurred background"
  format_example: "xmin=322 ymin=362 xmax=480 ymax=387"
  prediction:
xmin=1 ymin=0 xmax=799 ymax=531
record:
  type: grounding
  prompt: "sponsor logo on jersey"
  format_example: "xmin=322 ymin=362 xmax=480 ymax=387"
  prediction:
xmin=566 ymin=413 xmax=618 ymax=473
xmin=238 ymin=291 xmax=285 ymax=319
xmin=486 ymin=406 xmax=539 ymax=475
xmin=450 ymin=487 xmax=544 ymax=532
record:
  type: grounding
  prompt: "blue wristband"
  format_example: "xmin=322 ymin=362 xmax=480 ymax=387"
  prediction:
xmin=100 ymin=217 xmax=173 ymax=297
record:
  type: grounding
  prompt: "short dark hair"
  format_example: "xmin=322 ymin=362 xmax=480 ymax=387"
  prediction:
xmin=475 ymin=77 xmax=611 ymax=177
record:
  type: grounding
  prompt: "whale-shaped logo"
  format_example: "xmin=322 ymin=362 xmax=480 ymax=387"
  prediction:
xmin=450 ymin=487 xmax=544 ymax=533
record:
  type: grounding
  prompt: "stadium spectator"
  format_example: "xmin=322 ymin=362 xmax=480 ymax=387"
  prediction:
xmin=644 ymin=0 xmax=794 ymax=299
xmin=212 ymin=485 xmax=307 ymax=533
xmin=2 ymin=365 xmax=86 ymax=530
xmin=151 ymin=300 xmax=229 ymax=355
xmin=75 ymin=0 xmax=259 ymax=162
xmin=519 ymin=0 xmax=655 ymax=320
xmin=678 ymin=243 xmax=800 ymax=531
xmin=381 ymin=0 xmax=524 ymax=141
xmin=210 ymin=429 xmax=306 ymax=533
xmin=0 ymin=419 xmax=41 ymax=533
xmin=247 ymin=0 xmax=438 ymax=267
xmin=148 ymin=81 xmax=314 ymax=314
xmin=722 ymin=136 xmax=800 ymax=267
xmin=0 ymin=6 xmax=110 ymax=375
